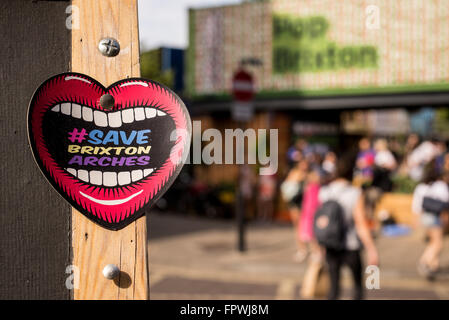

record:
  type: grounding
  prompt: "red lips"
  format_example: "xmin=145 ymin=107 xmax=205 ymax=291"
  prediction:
xmin=28 ymin=73 xmax=191 ymax=230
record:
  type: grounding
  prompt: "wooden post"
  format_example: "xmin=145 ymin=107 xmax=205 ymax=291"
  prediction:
xmin=71 ymin=0 xmax=148 ymax=300
xmin=0 ymin=0 xmax=71 ymax=300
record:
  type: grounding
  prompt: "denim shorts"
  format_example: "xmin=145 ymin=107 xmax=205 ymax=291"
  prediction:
xmin=421 ymin=212 xmax=441 ymax=228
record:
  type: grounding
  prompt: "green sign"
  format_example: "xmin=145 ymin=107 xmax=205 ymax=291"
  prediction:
xmin=273 ymin=15 xmax=378 ymax=74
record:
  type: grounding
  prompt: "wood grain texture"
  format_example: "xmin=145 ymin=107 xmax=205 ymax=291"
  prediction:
xmin=71 ymin=0 xmax=148 ymax=300
xmin=0 ymin=0 xmax=71 ymax=299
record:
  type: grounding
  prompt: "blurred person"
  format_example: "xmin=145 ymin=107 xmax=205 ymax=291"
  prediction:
xmin=307 ymin=151 xmax=324 ymax=173
xmin=322 ymin=151 xmax=337 ymax=177
xmin=388 ymin=137 xmax=402 ymax=162
xmin=313 ymin=143 xmax=330 ymax=160
xmin=287 ymin=139 xmax=308 ymax=167
xmin=443 ymin=152 xmax=449 ymax=173
xmin=298 ymin=169 xmax=322 ymax=261
xmin=240 ymin=164 xmax=257 ymax=219
xmin=405 ymin=133 xmax=421 ymax=154
xmin=412 ymin=161 xmax=449 ymax=280
xmin=371 ymin=138 xmax=397 ymax=192
xmin=434 ymin=140 xmax=448 ymax=173
xmin=281 ymin=159 xmax=309 ymax=262
xmin=318 ymin=154 xmax=379 ymax=300
xmin=257 ymin=173 xmax=277 ymax=221
xmin=354 ymin=137 xmax=375 ymax=186
xmin=398 ymin=133 xmax=421 ymax=176
xmin=408 ymin=138 xmax=441 ymax=181
xmin=365 ymin=139 xmax=398 ymax=222
xmin=374 ymin=139 xmax=397 ymax=171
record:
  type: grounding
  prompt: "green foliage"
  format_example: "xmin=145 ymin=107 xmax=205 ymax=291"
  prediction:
xmin=392 ymin=175 xmax=418 ymax=194
xmin=140 ymin=49 xmax=174 ymax=89
xmin=433 ymin=108 xmax=449 ymax=139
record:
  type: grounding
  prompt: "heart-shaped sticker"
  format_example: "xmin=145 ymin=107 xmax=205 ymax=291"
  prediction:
xmin=28 ymin=73 xmax=191 ymax=230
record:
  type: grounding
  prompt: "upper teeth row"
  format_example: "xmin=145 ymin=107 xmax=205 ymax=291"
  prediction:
xmin=51 ymin=103 xmax=166 ymax=127
xmin=65 ymin=168 xmax=154 ymax=187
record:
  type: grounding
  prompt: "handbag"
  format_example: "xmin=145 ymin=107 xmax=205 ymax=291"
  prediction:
xmin=280 ymin=180 xmax=300 ymax=202
xmin=422 ymin=196 xmax=448 ymax=215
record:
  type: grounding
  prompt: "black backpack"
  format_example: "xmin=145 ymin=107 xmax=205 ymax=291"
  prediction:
xmin=314 ymin=200 xmax=347 ymax=250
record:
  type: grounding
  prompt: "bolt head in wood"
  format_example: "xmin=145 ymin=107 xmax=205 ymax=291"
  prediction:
xmin=98 ymin=38 xmax=120 ymax=57
xmin=103 ymin=264 xmax=120 ymax=280
xmin=99 ymin=94 xmax=115 ymax=110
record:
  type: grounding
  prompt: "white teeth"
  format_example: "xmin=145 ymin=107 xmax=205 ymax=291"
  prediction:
xmin=93 ymin=110 xmax=108 ymax=127
xmin=65 ymin=168 xmax=154 ymax=186
xmin=118 ymin=172 xmax=131 ymax=186
xmin=82 ymin=106 xmax=93 ymax=122
xmin=51 ymin=105 xmax=164 ymax=127
xmin=122 ymin=109 xmax=134 ymax=123
xmin=134 ymin=107 xmax=145 ymax=121
xmin=71 ymin=103 xmax=82 ymax=119
xmin=131 ymin=170 xmax=143 ymax=182
xmin=61 ymin=103 xmax=71 ymax=115
xmin=78 ymin=170 xmax=89 ymax=182
xmin=108 ymin=111 xmax=122 ymax=128
xmin=145 ymin=107 xmax=156 ymax=118
xmin=89 ymin=171 xmax=102 ymax=185
xmin=103 ymin=172 xmax=117 ymax=187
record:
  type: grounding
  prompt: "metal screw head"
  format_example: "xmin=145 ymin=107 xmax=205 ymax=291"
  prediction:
xmin=99 ymin=94 xmax=115 ymax=110
xmin=98 ymin=38 xmax=120 ymax=57
xmin=103 ymin=264 xmax=120 ymax=280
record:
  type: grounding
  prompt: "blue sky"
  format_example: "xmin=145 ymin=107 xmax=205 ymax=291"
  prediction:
xmin=138 ymin=0 xmax=242 ymax=51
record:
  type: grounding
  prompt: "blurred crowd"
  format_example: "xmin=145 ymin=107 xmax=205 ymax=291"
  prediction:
xmin=158 ymin=132 xmax=449 ymax=299
xmin=281 ymin=134 xmax=449 ymax=299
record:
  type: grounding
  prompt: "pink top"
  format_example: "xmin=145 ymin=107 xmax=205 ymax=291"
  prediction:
xmin=298 ymin=182 xmax=320 ymax=242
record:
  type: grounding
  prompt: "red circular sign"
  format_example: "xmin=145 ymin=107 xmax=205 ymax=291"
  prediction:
xmin=232 ymin=69 xmax=254 ymax=102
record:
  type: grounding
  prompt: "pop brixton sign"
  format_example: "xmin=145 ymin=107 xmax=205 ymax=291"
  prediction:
xmin=272 ymin=15 xmax=378 ymax=74
xmin=27 ymin=73 xmax=191 ymax=230
xmin=188 ymin=0 xmax=449 ymax=97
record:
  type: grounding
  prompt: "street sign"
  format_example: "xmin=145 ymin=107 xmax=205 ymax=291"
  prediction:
xmin=232 ymin=69 xmax=255 ymax=122
xmin=231 ymin=101 xmax=254 ymax=122
xmin=28 ymin=72 xmax=191 ymax=231
xmin=232 ymin=69 xmax=254 ymax=102
xmin=231 ymin=68 xmax=256 ymax=252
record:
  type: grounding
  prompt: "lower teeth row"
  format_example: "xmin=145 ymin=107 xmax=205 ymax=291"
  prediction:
xmin=65 ymin=168 xmax=154 ymax=187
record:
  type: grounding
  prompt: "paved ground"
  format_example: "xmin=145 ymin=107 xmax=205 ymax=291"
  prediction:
xmin=147 ymin=212 xmax=449 ymax=300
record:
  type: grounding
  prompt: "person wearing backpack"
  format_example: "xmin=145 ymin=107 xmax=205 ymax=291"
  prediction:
xmin=412 ymin=160 xmax=449 ymax=280
xmin=315 ymin=154 xmax=379 ymax=300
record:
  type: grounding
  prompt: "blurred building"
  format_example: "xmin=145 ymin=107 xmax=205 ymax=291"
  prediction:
xmin=141 ymin=47 xmax=185 ymax=93
xmin=181 ymin=0 xmax=449 ymax=218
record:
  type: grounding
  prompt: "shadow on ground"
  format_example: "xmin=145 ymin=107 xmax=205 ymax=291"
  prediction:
xmin=148 ymin=211 xmax=233 ymax=240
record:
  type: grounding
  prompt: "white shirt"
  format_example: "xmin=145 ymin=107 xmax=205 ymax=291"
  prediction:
xmin=322 ymin=160 xmax=336 ymax=174
xmin=408 ymin=142 xmax=439 ymax=181
xmin=375 ymin=150 xmax=396 ymax=168
xmin=412 ymin=181 xmax=449 ymax=215
xmin=408 ymin=142 xmax=438 ymax=167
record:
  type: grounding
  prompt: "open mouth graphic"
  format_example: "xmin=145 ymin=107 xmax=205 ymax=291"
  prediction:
xmin=28 ymin=73 xmax=191 ymax=230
